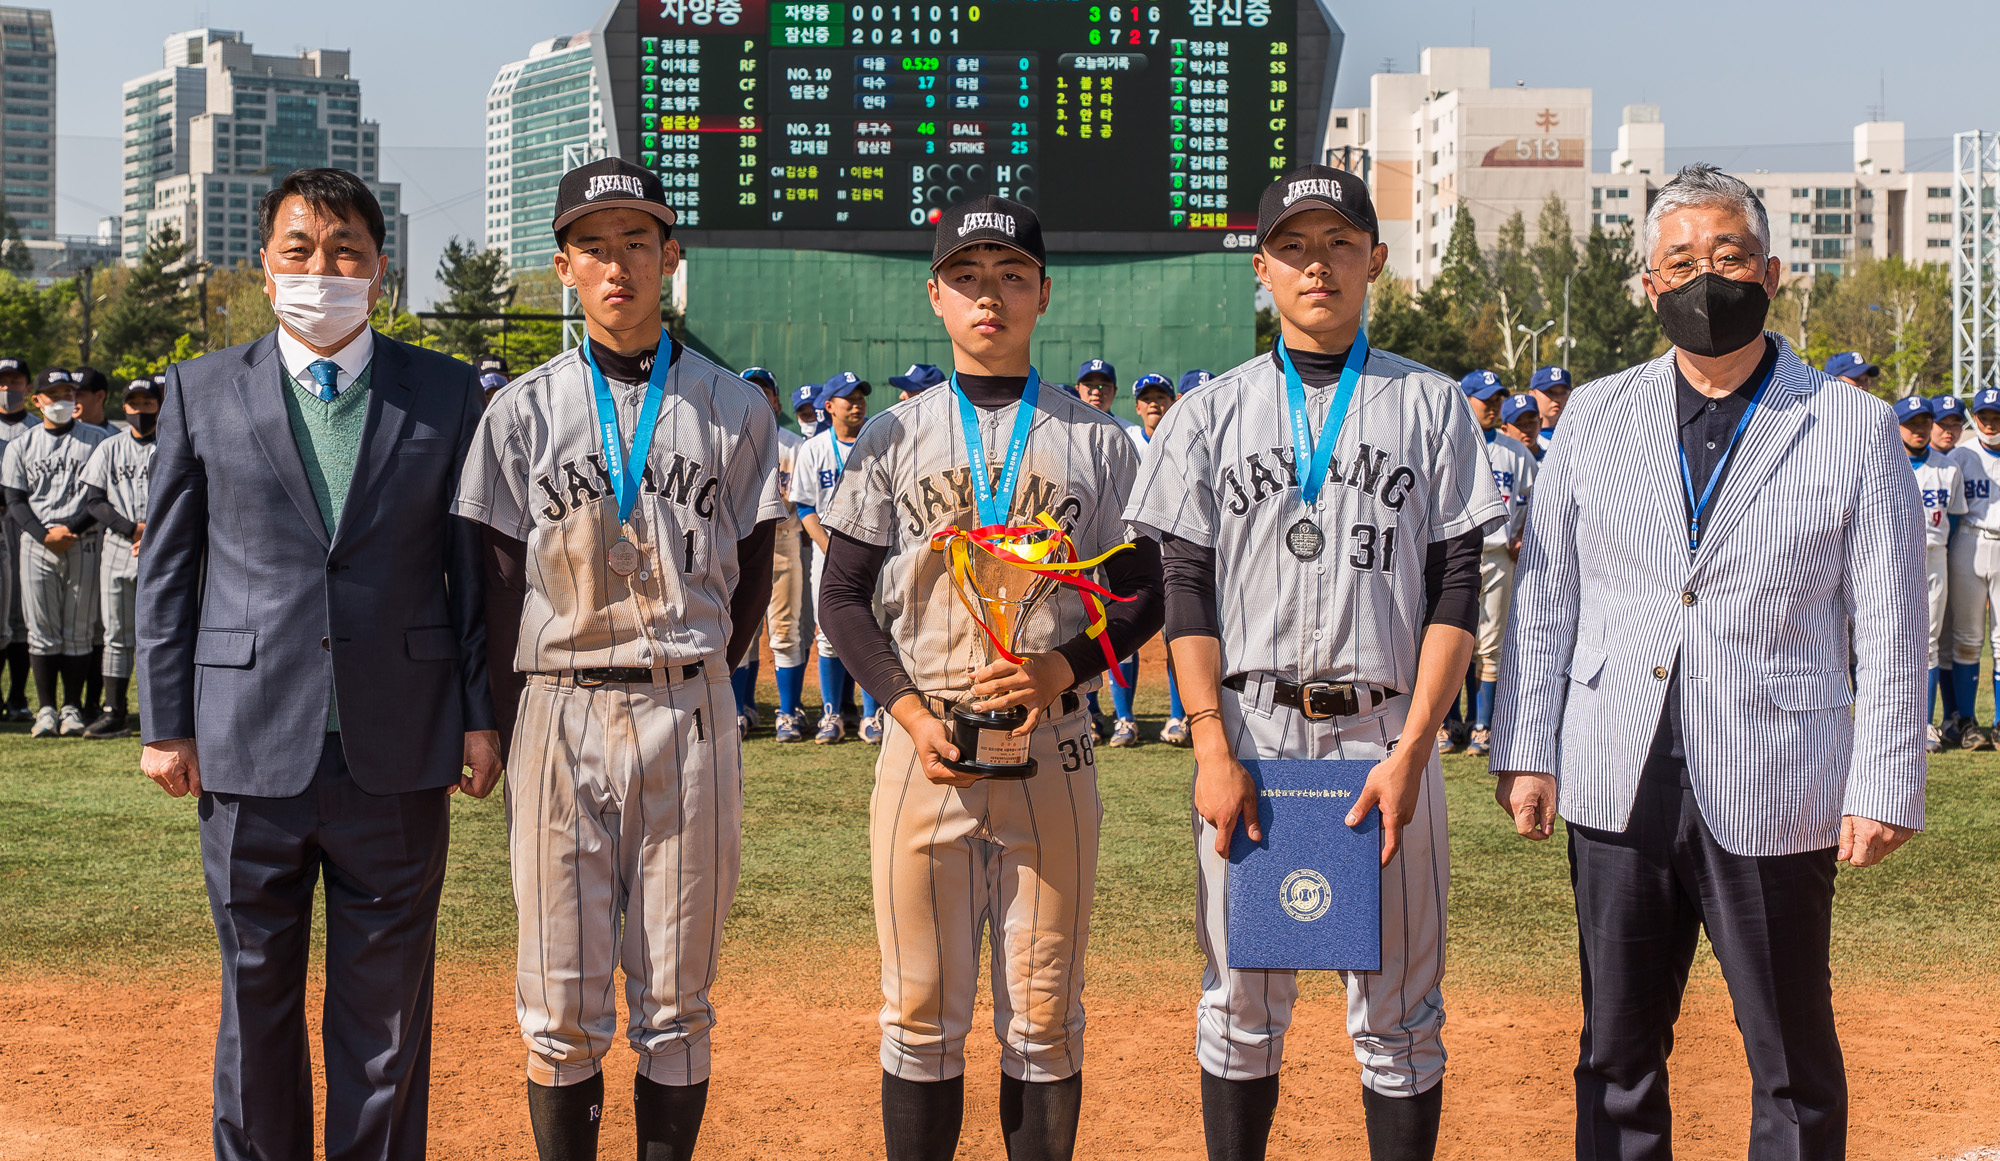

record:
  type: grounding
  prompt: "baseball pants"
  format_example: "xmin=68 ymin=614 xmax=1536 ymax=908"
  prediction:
xmin=872 ymin=696 xmax=1102 ymax=1083
xmin=0 ymin=528 xmax=10 ymax=648
xmin=1925 ymin=544 xmax=1949 ymax=671
xmin=100 ymin=535 xmax=139 ymax=679
xmin=18 ymin=531 xmax=101 ymax=655
xmin=1946 ymin=530 xmax=2000 ymax=667
xmin=1195 ymin=685 xmax=1447 ymax=1096
xmin=506 ymin=663 xmax=743 ymax=1088
xmin=768 ymin=522 xmax=808 ymax=668
xmin=1475 ymin=546 xmax=1514 ymax=683
xmin=809 ymin=544 xmax=840 ymax=660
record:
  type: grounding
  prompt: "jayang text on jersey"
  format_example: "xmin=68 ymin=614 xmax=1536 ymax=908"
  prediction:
xmin=895 ymin=465 xmax=1083 ymax=538
xmin=1217 ymin=441 xmax=1417 ymax=573
xmin=534 ymin=451 xmax=721 ymax=525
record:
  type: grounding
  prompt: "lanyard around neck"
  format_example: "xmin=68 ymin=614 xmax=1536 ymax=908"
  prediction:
xmin=1275 ymin=334 xmax=1369 ymax=507
xmin=951 ymin=368 xmax=1041 ymax=527
xmin=1677 ymin=366 xmax=1774 ymax=554
xmin=583 ymin=331 xmax=673 ymax=529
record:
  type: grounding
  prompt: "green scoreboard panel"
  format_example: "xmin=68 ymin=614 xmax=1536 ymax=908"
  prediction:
xmin=633 ymin=0 xmax=1319 ymax=250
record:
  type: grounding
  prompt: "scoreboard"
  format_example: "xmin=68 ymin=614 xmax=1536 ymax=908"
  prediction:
xmin=629 ymin=0 xmax=1327 ymax=251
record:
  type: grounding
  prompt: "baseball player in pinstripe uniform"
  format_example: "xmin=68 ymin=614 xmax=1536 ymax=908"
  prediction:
xmin=0 ymin=355 xmax=29 ymax=719
xmin=728 ymin=365 xmax=797 ymax=739
xmin=1945 ymin=387 xmax=2000 ymax=748
xmin=1125 ymin=166 xmax=1504 ymax=1161
xmin=3 ymin=369 xmax=109 ymax=737
xmin=453 ymin=157 xmax=783 ymax=1161
xmin=76 ymin=378 xmax=161 ymax=738
xmin=816 ymin=196 xmax=1162 ymax=1161
xmin=1894 ymin=395 xmax=1964 ymax=752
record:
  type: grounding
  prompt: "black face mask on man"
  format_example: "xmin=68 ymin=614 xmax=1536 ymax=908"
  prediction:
xmin=1653 ymin=270 xmax=1770 ymax=358
xmin=129 ymin=410 xmax=159 ymax=437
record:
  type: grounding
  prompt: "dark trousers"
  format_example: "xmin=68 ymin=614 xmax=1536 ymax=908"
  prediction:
xmin=1568 ymin=752 xmax=1845 ymax=1161
xmin=199 ymin=735 xmax=451 ymax=1161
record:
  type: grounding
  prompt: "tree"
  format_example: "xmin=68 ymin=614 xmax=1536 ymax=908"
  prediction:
xmin=1432 ymin=201 xmax=1488 ymax=329
xmin=0 ymin=208 xmax=30 ymax=278
xmin=1368 ymin=270 xmax=1475 ymax=378
xmin=1490 ymin=211 xmax=1542 ymax=385
xmin=96 ymin=225 xmax=201 ymax=372
xmin=1785 ymin=257 xmax=1950 ymax=396
xmin=1565 ymin=224 xmax=1661 ymax=380
xmin=0 ymin=271 xmax=72 ymax=370
xmin=431 ymin=238 xmax=514 ymax=361
xmin=1529 ymin=192 xmax=1579 ymax=311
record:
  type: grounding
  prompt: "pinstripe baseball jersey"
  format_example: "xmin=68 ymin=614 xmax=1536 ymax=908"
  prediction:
xmin=2 ymin=423 xmax=109 ymax=525
xmin=1483 ymin=430 xmax=1537 ymax=547
xmin=816 ymin=386 xmax=1142 ymax=695
xmin=1912 ymin=452 xmax=1964 ymax=549
xmin=1950 ymin=443 xmax=2000 ymax=530
xmin=81 ymin=430 xmax=157 ymax=525
xmin=1123 ymin=348 xmax=1507 ymax=694
xmin=453 ymin=343 xmax=785 ymax=672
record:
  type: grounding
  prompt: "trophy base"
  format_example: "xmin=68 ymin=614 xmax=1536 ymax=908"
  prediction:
xmin=941 ymin=705 xmax=1039 ymax=780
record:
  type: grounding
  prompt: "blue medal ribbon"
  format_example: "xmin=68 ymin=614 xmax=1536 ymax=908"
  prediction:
xmin=1276 ymin=334 xmax=1369 ymax=509
xmin=584 ymin=330 xmax=672 ymax=531
xmin=1678 ymin=366 xmax=1774 ymax=554
xmin=831 ymin=430 xmax=851 ymax=478
xmin=951 ymin=368 xmax=1041 ymax=527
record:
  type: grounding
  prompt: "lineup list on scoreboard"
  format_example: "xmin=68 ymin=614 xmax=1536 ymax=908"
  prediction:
xmin=633 ymin=0 xmax=1296 ymax=240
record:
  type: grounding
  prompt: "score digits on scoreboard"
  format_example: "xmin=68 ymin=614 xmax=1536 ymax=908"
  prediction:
xmin=634 ymin=0 xmax=1297 ymax=246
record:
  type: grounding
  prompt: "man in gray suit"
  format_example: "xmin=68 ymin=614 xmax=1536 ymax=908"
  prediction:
xmin=138 ymin=168 xmax=503 ymax=1161
xmin=1489 ymin=164 xmax=1926 ymax=1160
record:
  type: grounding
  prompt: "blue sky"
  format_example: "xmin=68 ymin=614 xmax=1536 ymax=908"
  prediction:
xmin=43 ymin=0 xmax=2000 ymax=306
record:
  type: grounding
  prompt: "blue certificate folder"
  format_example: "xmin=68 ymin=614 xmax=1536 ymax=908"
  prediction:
xmin=1226 ymin=759 xmax=1382 ymax=972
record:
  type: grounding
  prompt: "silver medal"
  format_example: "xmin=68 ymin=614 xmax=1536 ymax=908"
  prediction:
xmin=607 ymin=538 xmax=641 ymax=577
xmin=1286 ymin=518 xmax=1325 ymax=561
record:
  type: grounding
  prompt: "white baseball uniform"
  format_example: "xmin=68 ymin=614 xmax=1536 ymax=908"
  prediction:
xmin=453 ymin=339 xmax=783 ymax=1089
xmin=1123 ymin=345 xmax=1506 ymax=1096
xmin=3 ymin=422 xmax=109 ymax=656
xmin=1912 ymin=449 xmax=1965 ymax=671
xmin=818 ymin=384 xmax=1141 ymax=1083
xmin=1475 ymin=431 xmax=1537 ymax=683
xmin=768 ymin=425 xmax=810 ymax=668
xmin=790 ymin=426 xmax=857 ymax=659
xmin=81 ymin=430 xmax=156 ymax=680
xmin=1946 ymin=441 xmax=2000 ymax=671
xmin=0 ymin=412 xmax=33 ymax=650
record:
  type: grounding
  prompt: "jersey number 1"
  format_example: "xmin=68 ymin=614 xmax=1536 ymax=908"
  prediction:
xmin=683 ymin=530 xmax=698 ymax=573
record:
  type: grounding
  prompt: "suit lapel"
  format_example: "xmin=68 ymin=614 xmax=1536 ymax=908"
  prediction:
xmin=1689 ymin=339 xmax=1818 ymax=573
xmin=1629 ymin=355 xmax=1688 ymax=552
xmin=234 ymin=333 xmax=331 ymax=549
xmin=331 ymin=332 xmax=411 ymax=546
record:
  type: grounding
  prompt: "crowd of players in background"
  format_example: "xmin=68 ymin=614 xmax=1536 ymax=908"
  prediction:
xmin=5 ymin=342 xmax=1996 ymax=756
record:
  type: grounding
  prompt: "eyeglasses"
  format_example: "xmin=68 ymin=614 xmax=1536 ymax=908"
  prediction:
xmin=1648 ymin=248 xmax=1765 ymax=289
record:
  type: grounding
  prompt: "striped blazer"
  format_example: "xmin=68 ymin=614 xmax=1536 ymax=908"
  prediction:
xmin=1487 ymin=335 xmax=1926 ymax=856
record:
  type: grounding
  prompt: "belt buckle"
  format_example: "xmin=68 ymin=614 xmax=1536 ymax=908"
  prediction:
xmin=575 ymin=671 xmax=607 ymax=689
xmin=1299 ymin=680 xmax=1337 ymax=720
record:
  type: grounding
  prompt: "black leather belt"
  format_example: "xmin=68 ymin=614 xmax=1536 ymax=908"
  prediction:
xmin=929 ymin=690 xmax=1083 ymax=719
xmin=559 ymin=661 xmax=704 ymax=686
xmin=1221 ymin=674 xmax=1398 ymax=720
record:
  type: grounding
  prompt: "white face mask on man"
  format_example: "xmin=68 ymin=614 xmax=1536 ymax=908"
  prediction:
xmin=1979 ymin=427 xmax=2000 ymax=450
xmin=39 ymin=398 xmax=76 ymax=425
xmin=269 ymin=271 xmax=378 ymax=348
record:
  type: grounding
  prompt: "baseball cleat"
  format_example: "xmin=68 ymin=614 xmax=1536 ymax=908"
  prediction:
xmin=1089 ymin=709 xmax=1111 ymax=742
xmin=1160 ymin=716 xmax=1191 ymax=747
xmin=1923 ymin=724 xmax=1942 ymax=754
xmin=1941 ymin=715 xmax=1963 ymax=747
xmin=1468 ymin=727 xmax=1492 ymax=757
xmin=1109 ymin=718 xmax=1138 ymax=747
xmin=739 ymin=705 xmax=760 ymax=736
xmin=859 ymin=712 xmax=884 ymax=745
xmin=814 ymin=711 xmax=844 ymax=745
xmin=29 ymin=705 xmax=57 ymax=738
xmin=4 ymin=699 xmax=27 ymax=722
xmin=84 ymin=707 xmax=131 ymax=739
xmin=1960 ymin=722 xmax=1988 ymax=751
xmin=57 ymin=705 xmax=86 ymax=737
xmin=774 ymin=712 xmax=804 ymax=743
xmin=1435 ymin=724 xmax=1462 ymax=754
xmin=737 ymin=713 xmax=752 ymax=740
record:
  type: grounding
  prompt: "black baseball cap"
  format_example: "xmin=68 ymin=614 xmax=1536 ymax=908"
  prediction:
xmin=0 ymin=356 xmax=24 ymax=377
xmin=551 ymin=157 xmax=677 ymax=237
xmin=1255 ymin=165 xmax=1378 ymax=250
xmin=71 ymin=366 xmax=108 ymax=394
xmin=931 ymin=195 xmax=1045 ymax=270
xmin=477 ymin=354 xmax=510 ymax=376
xmin=124 ymin=377 xmax=161 ymax=400
xmin=34 ymin=368 xmax=71 ymax=392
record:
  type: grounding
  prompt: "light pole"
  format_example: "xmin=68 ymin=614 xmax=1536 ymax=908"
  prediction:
xmin=1517 ymin=319 xmax=1556 ymax=373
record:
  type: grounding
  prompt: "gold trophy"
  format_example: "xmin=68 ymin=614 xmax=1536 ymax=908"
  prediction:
xmin=933 ymin=523 xmax=1068 ymax=779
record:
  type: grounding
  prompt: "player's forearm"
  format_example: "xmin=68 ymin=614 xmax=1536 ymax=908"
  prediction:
xmin=1052 ymin=535 xmax=1164 ymax=682
xmin=800 ymin=511 xmax=830 ymax=553
xmin=724 ymin=518 xmax=779 ymax=671
xmin=3 ymin=487 xmax=49 ymax=542
xmin=1169 ymin=634 xmax=1230 ymax=758
xmin=820 ymin=529 xmax=922 ymax=707
xmin=85 ymin=490 xmax=137 ymax=539
xmin=1160 ymin=533 xmax=1222 ymax=641
xmin=1401 ymin=624 xmax=1474 ymax=760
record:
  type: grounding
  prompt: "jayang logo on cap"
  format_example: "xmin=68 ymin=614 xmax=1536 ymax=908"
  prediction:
xmin=958 ymin=211 xmax=1016 ymax=238
xmin=585 ymin=174 xmax=646 ymax=201
xmin=1283 ymin=178 xmax=1344 ymax=207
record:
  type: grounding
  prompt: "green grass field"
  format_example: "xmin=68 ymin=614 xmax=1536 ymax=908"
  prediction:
xmin=1 ymin=676 xmax=1994 ymax=994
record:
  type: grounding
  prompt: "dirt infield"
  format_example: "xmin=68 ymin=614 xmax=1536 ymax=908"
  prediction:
xmin=1 ymin=961 xmax=1994 ymax=1160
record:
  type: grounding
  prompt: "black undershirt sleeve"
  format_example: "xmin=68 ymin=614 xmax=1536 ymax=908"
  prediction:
xmin=481 ymin=527 xmax=529 ymax=756
xmin=1160 ymin=533 xmax=1221 ymax=642
xmin=1051 ymin=534 xmax=1164 ymax=683
xmin=3 ymin=486 xmax=48 ymax=543
xmin=84 ymin=486 xmax=138 ymax=539
xmin=818 ymin=530 xmax=916 ymax=708
xmin=725 ymin=518 xmax=778 ymax=672
xmin=1423 ymin=527 xmax=1484 ymax=635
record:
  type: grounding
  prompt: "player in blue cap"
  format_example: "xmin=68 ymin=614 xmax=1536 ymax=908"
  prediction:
xmin=1526 ymin=365 xmax=1570 ymax=459
xmin=1823 ymin=352 xmax=1881 ymax=387
xmin=890 ymin=362 xmax=945 ymax=401
xmin=1928 ymin=393 xmax=1972 ymax=732
xmin=1498 ymin=392 xmax=1541 ymax=450
xmin=791 ymin=372 xmax=875 ymax=742
xmin=1898 ymin=395 xmax=1965 ymax=753
xmin=1093 ymin=372 xmax=1182 ymax=749
xmin=792 ymin=383 xmax=822 ymax=436
xmin=1074 ymin=358 xmax=1140 ymax=739
xmin=1946 ymin=388 xmax=2000 ymax=748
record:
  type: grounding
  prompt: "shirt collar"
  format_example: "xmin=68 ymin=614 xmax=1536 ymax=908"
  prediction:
xmin=276 ymin=324 xmax=374 ymax=393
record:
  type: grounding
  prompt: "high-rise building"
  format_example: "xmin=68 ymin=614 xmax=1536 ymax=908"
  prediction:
xmin=484 ymin=31 xmax=612 ymax=272
xmin=120 ymin=29 xmax=408 ymax=272
xmin=0 ymin=6 xmax=56 ymax=240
